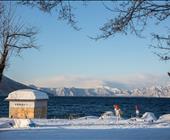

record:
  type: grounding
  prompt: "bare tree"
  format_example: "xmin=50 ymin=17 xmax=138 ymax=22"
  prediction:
xmin=0 ymin=4 xmax=37 ymax=82
xmin=20 ymin=1 xmax=170 ymax=61
xmin=19 ymin=0 xmax=81 ymax=30
xmin=93 ymin=1 xmax=170 ymax=60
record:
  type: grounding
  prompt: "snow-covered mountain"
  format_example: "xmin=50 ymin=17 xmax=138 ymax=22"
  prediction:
xmin=35 ymin=85 xmax=170 ymax=97
xmin=1 ymin=76 xmax=170 ymax=97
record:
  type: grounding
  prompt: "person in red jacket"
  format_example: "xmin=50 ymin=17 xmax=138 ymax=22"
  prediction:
xmin=114 ymin=104 xmax=122 ymax=123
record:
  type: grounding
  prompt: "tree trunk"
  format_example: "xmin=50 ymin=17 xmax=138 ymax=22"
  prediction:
xmin=0 ymin=50 xmax=8 ymax=83
xmin=0 ymin=64 xmax=5 ymax=82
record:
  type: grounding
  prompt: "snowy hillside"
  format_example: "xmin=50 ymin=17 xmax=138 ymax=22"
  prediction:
xmin=0 ymin=76 xmax=30 ymax=96
xmin=35 ymin=85 xmax=170 ymax=97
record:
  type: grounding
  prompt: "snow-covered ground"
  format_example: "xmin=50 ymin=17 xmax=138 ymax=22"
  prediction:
xmin=1 ymin=128 xmax=170 ymax=140
xmin=1 ymin=112 xmax=170 ymax=129
xmin=1 ymin=112 xmax=170 ymax=140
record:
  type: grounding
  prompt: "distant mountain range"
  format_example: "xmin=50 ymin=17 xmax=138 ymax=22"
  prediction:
xmin=1 ymin=76 xmax=170 ymax=97
xmin=35 ymin=85 xmax=170 ymax=98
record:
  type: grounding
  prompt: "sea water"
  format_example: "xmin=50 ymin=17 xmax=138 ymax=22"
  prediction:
xmin=0 ymin=96 xmax=170 ymax=119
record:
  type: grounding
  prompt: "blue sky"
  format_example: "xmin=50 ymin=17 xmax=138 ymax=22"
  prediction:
xmin=5 ymin=1 xmax=170 ymax=89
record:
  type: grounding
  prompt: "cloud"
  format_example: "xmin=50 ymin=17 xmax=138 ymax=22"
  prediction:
xmin=103 ymin=81 xmax=130 ymax=89
xmin=31 ymin=75 xmax=104 ymax=88
xmin=28 ymin=73 xmax=170 ymax=89
xmin=104 ymin=73 xmax=169 ymax=89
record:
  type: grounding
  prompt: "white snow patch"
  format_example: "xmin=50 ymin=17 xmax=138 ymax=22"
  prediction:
xmin=13 ymin=119 xmax=33 ymax=128
xmin=99 ymin=111 xmax=117 ymax=120
xmin=158 ymin=114 xmax=170 ymax=121
xmin=141 ymin=112 xmax=157 ymax=122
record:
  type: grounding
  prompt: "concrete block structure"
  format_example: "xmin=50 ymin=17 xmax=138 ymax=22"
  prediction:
xmin=6 ymin=89 xmax=48 ymax=119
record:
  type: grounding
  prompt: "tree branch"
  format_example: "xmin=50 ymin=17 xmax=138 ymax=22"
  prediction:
xmin=19 ymin=0 xmax=81 ymax=30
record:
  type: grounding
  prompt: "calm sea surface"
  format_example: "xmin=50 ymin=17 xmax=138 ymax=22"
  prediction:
xmin=0 ymin=96 xmax=170 ymax=119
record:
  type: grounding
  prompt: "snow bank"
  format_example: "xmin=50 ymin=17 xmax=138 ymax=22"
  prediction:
xmin=13 ymin=119 xmax=29 ymax=128
xmin=1 ymin=112 xmax=170 ymax=130
xmin=99 ymin=111 xmax=117 ymax=120
xmin=0 ymin=118 xmax=14 ymax=128
xmin=141 ymin=112 xmax=157 ymax=122
xmin=158 ymin=114 xmax=170 ymax=121
xmin=0 ymin=118 xmax=36 ymax=129
xmin=13 ymin=119 xmax=34 ymax=128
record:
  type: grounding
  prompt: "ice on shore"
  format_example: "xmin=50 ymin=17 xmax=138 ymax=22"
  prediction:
xmin=1 ymin=112 xmax=170 ymax=130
